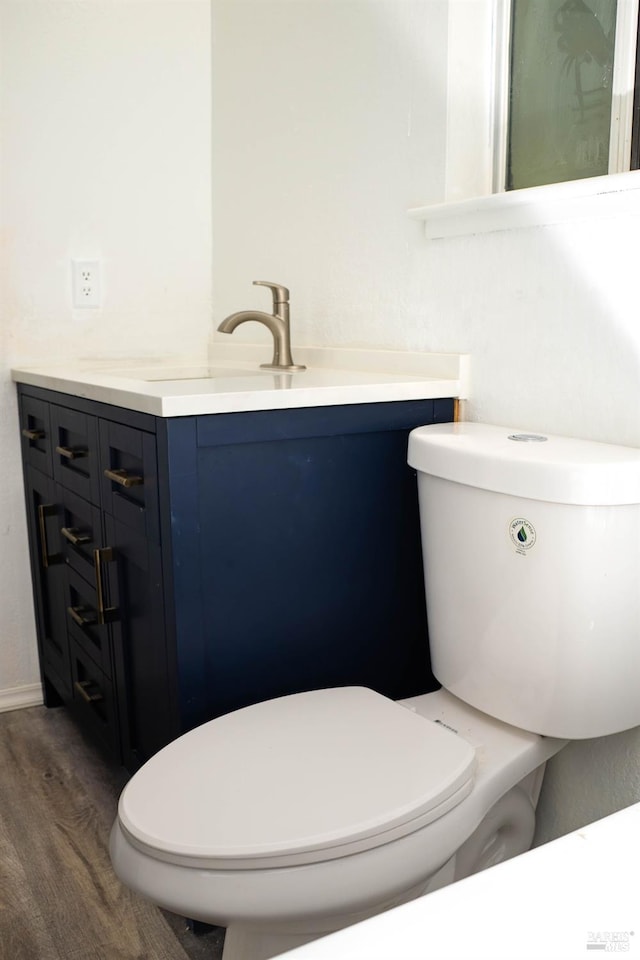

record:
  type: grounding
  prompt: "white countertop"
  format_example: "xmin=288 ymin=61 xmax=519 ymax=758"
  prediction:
xmin=279 ymin=802 xmax=640 ymax=959
xmin=11 ymin=344 xmax=469 ymax=417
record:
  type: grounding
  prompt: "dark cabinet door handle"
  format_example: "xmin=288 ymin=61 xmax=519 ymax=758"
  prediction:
xmin=74 ymin=680 xmax=103 ymax=704
xmin=93 ymin=547 xmax=118 ymax=624
xmin=56 ymin=445 xmax=88 ymax=461
xmin=67 ymin=605 xmax=97 ymax=628
xmin=103 ymin=468 xmax=143 ymax=488
xmin=61 ymin=526 xmax=91 ymax=546
xmin=22 ymin=428 xmax=45 ymax=441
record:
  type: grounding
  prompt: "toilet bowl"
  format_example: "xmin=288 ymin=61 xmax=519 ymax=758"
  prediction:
xmin=110 ymin=687 xmax=566 ymax=960
xmin=111 ymin=423 xmax=640 ymax=960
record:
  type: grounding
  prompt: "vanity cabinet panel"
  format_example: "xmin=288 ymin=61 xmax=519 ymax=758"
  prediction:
xmin=65 ymin=564 xmax=112 ymax=678
xmin=105 ymin=513 xmax=174 ymax=771
xmin=19 ymin=395 xmax=52 ymax=476
xmin=18 ymin=383 xmax=453 ymax=772
xmin=50 ymin=404 xmax=101 ymax=504
xmin=19 ymin=386 xmax=167 ymax=768
xmin=23 ymin=467 xmax=70 ymax=701
xmin=99 ymin=420 xmax=159 ymax=543
xmin=58 ymin=486 xmax=103 ymax=586
xmin=191 ymin=428 xmax=428 ymax=721
xmin=163 ymin=399 xmax=453 ymax=732
xmin=69 ymin=639 xmax=119 ymax=759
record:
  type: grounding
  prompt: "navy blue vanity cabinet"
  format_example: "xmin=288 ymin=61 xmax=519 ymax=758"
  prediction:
xmin=158 ymin=400 xmax=452 ymax=733
xmin=18 ymin=383 xmax=452 ymax=772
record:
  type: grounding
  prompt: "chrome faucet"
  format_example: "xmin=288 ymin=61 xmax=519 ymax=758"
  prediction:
xmin=217 ymin=281 xmax=306 ymax=372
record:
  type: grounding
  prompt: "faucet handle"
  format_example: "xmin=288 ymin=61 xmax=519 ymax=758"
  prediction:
xmin=253 ymin=280 xmax=290 ymax=305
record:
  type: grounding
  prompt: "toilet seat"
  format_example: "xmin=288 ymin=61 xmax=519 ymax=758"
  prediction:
xmin=119 ymin=687 xmax=476 ymax=870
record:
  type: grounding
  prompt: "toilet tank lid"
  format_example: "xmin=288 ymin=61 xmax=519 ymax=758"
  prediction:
xmin=408 ymin=423 xmax=640 ymax=506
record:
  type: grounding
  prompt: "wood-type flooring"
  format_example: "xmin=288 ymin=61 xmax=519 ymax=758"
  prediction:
xmin=0 ymin=704 xmax=225 ymax=960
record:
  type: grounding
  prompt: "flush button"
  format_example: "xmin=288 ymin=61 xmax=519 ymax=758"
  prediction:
xmin=508 ymin=433 xmax=548 ymax=442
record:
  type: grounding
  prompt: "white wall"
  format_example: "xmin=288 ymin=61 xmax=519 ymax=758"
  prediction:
xmin=211 ymin=0 xmax=449 ymax=339
xmin=0 ymin=0 xmax=212 ymax=705
xmin=211 ymin=0 xmax=640 ymax=841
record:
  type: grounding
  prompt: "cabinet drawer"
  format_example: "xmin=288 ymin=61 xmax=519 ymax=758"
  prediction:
xmin=99 ymin=421 xmax=159 ymax=541
xmin=23 ymin=469 xmax=71 ymax=700
xmin=50 ymin=405 xmax=100 ymax=503
xmin=20 ymin=395 xmax=53 ymax=476
xmin=65 ymin=566 xmax=114 ymax=678
xmin=58 ymin=486 xmax=103 ymax=587
xmin=41 ymin=606 xmax=72 ymax=701
xmin=105 ymin=513 xmax=173 ymax=766
xmin=70 ymin=639 xmax=119 ymax=761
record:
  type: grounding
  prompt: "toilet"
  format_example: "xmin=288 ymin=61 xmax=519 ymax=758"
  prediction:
xmin=110 ymin=422 xmax=640 ymax=960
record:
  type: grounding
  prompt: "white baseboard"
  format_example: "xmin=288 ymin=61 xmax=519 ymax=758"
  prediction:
xmin=0 ymin=683 xmax=44 ymax=714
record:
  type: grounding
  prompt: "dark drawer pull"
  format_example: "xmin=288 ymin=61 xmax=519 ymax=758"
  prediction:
xmin=61 ymin=526 xmax=91 ymax=546
xmin=74 ymin=680 xmax=103 ymax=704
xmin=104 ymin=468 xmax=143 ymax=488
xmin=56 ymin=445 xmax=88 ymax=461
xmin=67 ymin=605 xmax=97 ymax=628
xmin=22 ymin=428 xmax=45 ymax=441
xmin=94 ymin=547 xmax=118 ymax=625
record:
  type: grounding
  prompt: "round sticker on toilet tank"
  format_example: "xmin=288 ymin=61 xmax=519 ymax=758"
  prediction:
xmin=509 ymin=518 xmax=537 ymax=555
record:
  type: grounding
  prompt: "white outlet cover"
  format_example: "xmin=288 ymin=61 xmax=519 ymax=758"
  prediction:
xmin=72 ymin=259 xmax=101 ymax=308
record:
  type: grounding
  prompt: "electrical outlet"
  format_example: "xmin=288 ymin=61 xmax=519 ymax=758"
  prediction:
xmin=72 ymin=260 xmax=101 ymax=308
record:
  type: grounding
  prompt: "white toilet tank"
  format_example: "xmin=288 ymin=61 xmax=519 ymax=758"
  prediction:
xmin=408 ymin=423 xmax=640 ymax=740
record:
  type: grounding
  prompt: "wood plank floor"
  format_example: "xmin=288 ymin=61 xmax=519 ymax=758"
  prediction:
xmin=0 ymin=705 xmax=225 ymax=960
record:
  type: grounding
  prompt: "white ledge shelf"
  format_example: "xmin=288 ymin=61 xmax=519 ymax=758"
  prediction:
xmin=409 ymin=169 xmax=640 ymax=240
